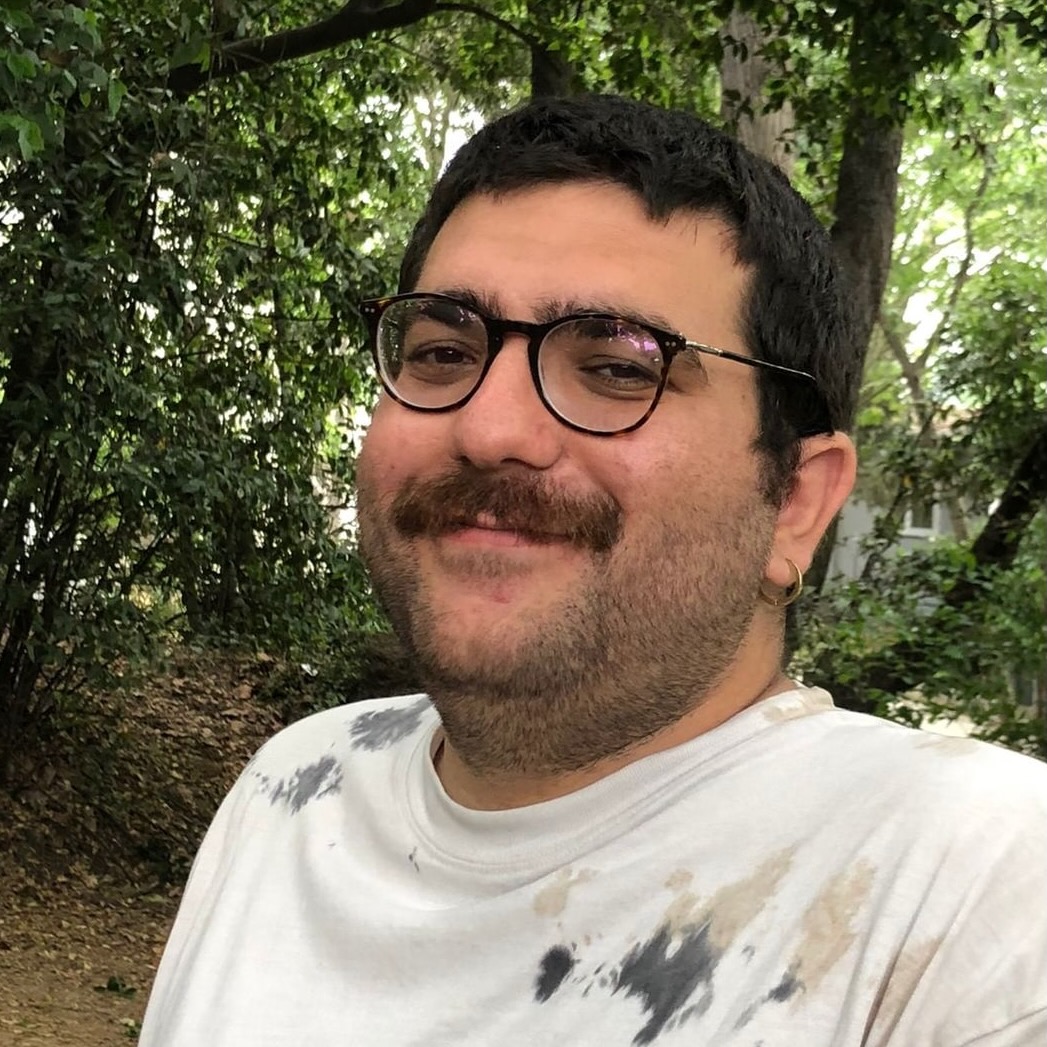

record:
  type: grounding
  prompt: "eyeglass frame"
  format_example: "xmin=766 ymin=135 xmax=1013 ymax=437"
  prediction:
xmin=359 ymin=291 xmax=833 ymax=437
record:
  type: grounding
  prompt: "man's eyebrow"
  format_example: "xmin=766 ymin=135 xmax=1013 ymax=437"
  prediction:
xmin=537 ymin=296 xmax=679 ymax=333
xmin=426 ymin=286 xmax=680 ymax=334
xmin=427 ymin=286 xmax=503 ymax=317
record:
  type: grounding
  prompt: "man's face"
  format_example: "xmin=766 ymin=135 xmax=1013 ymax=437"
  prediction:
xmin=356 ymin=181 xmax=780 ymax=774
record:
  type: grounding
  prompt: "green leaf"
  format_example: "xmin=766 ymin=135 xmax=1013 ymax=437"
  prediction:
xmin=5 ymin=50 xmax=39 ymax=81
xmin=107 ymin=77 xmax=128 ymax=118
xmin=15 ymin=115 xmax=44 ymax=159
xmin=170 ymin=37 xmax=210 ymax=70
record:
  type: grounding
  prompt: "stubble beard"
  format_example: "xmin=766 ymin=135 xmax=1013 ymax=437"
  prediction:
xmin=356 ymin=464 xmax=775 ymax=778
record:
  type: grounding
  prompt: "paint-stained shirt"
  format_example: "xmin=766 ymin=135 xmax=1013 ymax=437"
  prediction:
xmin=140 ymin=687 xmax=1047 ymax=1046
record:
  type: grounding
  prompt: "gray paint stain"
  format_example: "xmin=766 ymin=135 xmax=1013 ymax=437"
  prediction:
xmin=736 ymin=965 xmax=805 ymax=1028
xmin=614 ymin=922 xmax=718 ymax=1045
xmin=349 ymin=697 xmax=430 ymax=751
xmin=254 ymin=755 xmax=342 ymax=813
xmin=530 ymin=856 xmax=797 ymax=1042
xmin=735 ymin=1000 xmax=759 ymax=1029
xmin=535 ymin=945 xmax=575 ymax=1002
xmin=767 ymin=968 xmax=802 ymax=1002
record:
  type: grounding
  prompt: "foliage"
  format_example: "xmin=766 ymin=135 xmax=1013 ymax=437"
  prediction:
xmin=1 ymin=0 xmax=1045 ymax=784
xmin=256 ymin=630 xmax=422 ymax=724
xmin=798 ymin=522 xmax=1047 ymax=756
xmin=95 ymin=975 xmax=137 ymax=998
xmin=0 ymin=1 xmax=405 ymax=780
xmin=800 ymin=31 xmax=1046 ymax=750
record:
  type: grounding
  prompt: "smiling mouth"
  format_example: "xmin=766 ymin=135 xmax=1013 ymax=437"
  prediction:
xmin=444 ymin=515 xmax=565 ymax=545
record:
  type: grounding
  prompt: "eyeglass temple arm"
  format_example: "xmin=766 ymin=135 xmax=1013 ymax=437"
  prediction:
xmin=684 ymin=340 xmax=817 ymax=384
xmin=684 ymin=340 xmax=833 ymax=434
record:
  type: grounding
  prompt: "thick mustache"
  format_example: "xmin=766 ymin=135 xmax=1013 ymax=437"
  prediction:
xmin=390 ymin=467 xmax=622 ymax=554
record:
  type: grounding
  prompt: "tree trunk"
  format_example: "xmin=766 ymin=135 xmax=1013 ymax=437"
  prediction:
xmin=831 ymin=109 xmax=904 ymax=364
xmin=829 ymin=8 xmax=908 ymax=361
xmin=719 ymin=8 xmax=795 ymax=176
xmin=530 ymin=43 xmax=578 ymax=97
xmin=526 ymin=0 xmax=581 ymax=98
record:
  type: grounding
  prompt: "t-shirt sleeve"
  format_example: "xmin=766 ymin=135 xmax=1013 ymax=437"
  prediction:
xmin=955 ymin=1008 xmax=1047 ymax=1046
xmin=873 ymin=750 xmax=1047 ymax=1046
xmin=138 ymin=745 xmax=277 ymax=1044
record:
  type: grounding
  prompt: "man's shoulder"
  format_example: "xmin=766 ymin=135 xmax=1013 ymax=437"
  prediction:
xmin=814 ymin=704 xmax=1047 ymax=832
xmin=755 ymin=691 xmax=1045 ymax=830
xmin=759 ymin=690 xmax=1045 ymax=784
xmin=245 ymin=692 xmax=436 ymax=777
xmin=829 ymin=704 xmax=1045 ymax=773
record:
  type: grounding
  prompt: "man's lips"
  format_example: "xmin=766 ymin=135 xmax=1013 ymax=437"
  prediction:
xmin=439 ymin=514 xmax=566 ymax=546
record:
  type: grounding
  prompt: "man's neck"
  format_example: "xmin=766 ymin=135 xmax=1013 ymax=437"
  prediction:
xmin=433 ymin=668 xmax=795 ymax=811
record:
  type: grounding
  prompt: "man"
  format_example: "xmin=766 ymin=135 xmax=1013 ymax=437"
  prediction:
xmin=141 ymin=96 xmax=1047 ymax=1046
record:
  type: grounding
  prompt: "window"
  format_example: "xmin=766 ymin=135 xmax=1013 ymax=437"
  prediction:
xmin=902 ymin=496 xmax=939 ymax=536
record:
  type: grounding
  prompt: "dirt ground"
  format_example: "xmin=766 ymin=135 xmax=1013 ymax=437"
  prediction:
xmin=0 ymin=889 xmax=174 ymax=1045
xmin=0 ymin=649 xmax=287 ymax=1045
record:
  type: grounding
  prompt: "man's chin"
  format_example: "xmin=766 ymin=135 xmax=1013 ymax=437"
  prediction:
xmin=405 ymin=608 xmax=564 ymax=697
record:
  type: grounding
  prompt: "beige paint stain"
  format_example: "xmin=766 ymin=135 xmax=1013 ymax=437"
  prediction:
xmin=665 ymin=869 xmax=693 ymax=891
xmin=762 ymin=689 xmax=833 ymax=724
xmin=534 ymin=867 xmax=596 ymax=918
xmin=869 ymin=936 xmax=945 ymax=1035
xmin=788 ymin=860 xmax=876 ymax=1002
xmin=663 ymin=848 xmax=796 ymax=950
xmin=915 ymin=734 xmax=981 ymax=757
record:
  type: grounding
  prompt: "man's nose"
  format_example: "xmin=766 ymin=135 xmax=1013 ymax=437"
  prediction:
xmin=449 ymin=337 xmax=564 ymax=471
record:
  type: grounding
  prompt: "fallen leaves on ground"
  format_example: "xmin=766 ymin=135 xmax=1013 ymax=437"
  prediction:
xmin=0 ymin=647 xmax=285 ymax=1046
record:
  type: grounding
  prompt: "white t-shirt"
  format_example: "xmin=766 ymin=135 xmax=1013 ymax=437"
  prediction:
xmin=140 ymin=687 xmax=1047 ymax=1046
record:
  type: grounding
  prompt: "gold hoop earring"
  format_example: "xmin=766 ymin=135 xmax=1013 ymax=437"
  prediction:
xmin=760 ymin=558 xmax=804 ymax=608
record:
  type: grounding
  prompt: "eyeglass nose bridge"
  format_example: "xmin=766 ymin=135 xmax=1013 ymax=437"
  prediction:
xmin=481 ymin=313 xmax=552 ymax=360
xmin=466 ymin=313 xmax=556 ymax=407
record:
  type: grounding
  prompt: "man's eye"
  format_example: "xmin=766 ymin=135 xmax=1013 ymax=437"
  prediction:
xmin=403 ymin=342 xmax=484 ymax=383
xmin=577 ymin=356 xmax=661 ymax=395
xmin=406 ymin=344 xmax=472 ymax=365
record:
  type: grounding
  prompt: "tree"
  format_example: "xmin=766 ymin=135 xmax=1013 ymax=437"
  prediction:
xmin=2 ymin=0 xmax=1044 ymax=783
xmin=790 ymin=30 xmax=1047 ymax=752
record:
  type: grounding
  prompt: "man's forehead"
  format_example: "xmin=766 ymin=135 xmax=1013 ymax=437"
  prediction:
xmin=437 ymin=181 xmax=737 ymax=238
xmin=412 ymin=182 xmax=751 ymax=353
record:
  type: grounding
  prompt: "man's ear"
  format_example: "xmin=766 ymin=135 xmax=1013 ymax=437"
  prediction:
xmin=765 ymin=433 xmax=856 ymax=587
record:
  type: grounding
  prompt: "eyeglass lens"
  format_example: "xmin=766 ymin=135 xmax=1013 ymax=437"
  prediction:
xmin=375 ymin=297 xmax=666 ymax=434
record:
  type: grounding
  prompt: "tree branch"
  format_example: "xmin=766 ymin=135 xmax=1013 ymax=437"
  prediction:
xmin=168 ymin=0 xmax=443 ymax=96
xmin=434 ymin=2 xmax=540 ymax=49
xmin=917 ymin=143 xmax=995 ymax=371
xmin=879 ymin=312 xmax=926 ymax=413
xmin=955 ymin=420 xmax=1047 ymax=583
